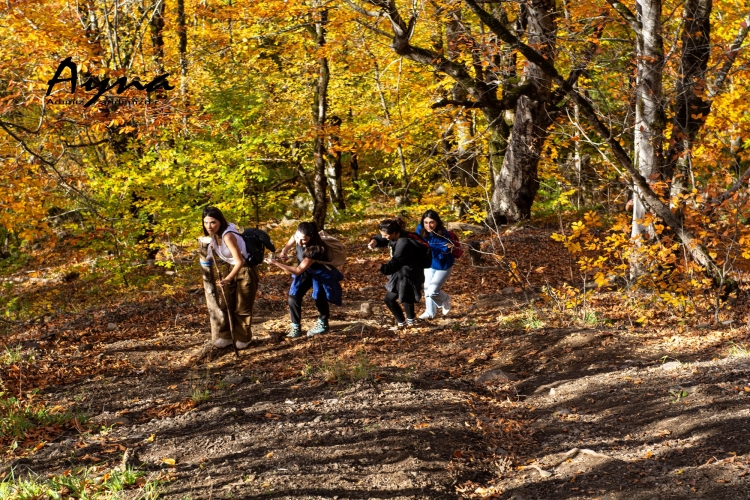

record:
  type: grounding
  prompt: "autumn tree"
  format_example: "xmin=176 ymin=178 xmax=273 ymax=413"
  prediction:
xmin=348 ymin=0 xmax=601 ymax=225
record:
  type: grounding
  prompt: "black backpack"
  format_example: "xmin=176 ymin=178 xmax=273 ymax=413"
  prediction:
xmin=228 ymin=228 xmax=276 ymax=266
xmin=406 ymin=233 xmax=433 ymax=269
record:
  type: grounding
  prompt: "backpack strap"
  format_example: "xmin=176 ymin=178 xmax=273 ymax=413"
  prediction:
xmin=222 ymin=230 xmax=251 ymax=264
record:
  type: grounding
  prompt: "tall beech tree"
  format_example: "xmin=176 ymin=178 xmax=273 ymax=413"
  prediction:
xmin=349 ymin=0 xmax=600 ymax=225
xmin=461 ymin=0 xmax=750 ymax=285
xmin=310 ymin=4 xmax=331 ymax=229
xmin=601 ymin=0 xmax=750 ymax=279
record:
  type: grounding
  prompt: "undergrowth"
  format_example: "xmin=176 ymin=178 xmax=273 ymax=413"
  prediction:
xmin=0 ymin=465 xmax=160 ymax=499
xmin=305 ymin=349 xmax=376 ymax=383
xmin=0 ymin=390 xmax=85 ymax=455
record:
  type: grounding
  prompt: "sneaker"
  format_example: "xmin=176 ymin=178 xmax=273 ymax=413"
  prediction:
xmin=213 ymin=338 xmax=233 ymax=349
xmin=406 ymin=318 xmax=418 ymax=327
xmin=236 ymin=340 xmax=251 ymax=350
xmin=286 ymin=324 xmax=303 ymax=339
xmin=441 ymin=294 xmax=452 ymax=315
xmin=418 ymin=312 xmax=433 ymax=320
xmin=306 ymin=319 xmax=329 ymax=337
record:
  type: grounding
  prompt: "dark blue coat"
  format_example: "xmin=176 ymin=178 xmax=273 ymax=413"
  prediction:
xmin=289 ymin=245 xmax=344 ymax=305
xmin=416 ymin=224 xmax=455 ymax=270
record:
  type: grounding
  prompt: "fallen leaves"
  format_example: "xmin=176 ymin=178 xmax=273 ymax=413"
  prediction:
xmin=144 ymin=399 xmax=196 ymax=419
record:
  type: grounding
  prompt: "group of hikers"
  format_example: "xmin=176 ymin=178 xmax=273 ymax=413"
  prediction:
xmin=201 ymin=207 xmax=463 ymax=349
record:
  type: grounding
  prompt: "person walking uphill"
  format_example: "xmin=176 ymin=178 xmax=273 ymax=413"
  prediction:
xmin=368 ymin=218 xmax=427 ymax=328
xmin=202 ymin=207 xmax=259 ymax=350
xmin=265 ymin=222 xmax=343 ymax=338
xmin=417 ymin=210 xmax=456 ymax=319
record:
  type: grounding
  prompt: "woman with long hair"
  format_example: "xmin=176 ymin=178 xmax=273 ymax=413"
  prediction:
xmin=265 ymin=222 xmax=343 ymax=338
xmin=368 ymin=218 xmax=426 ymax=327
xmin=416 ymin=209 xmax=455 ymax=319
xmin=202 ymin=206 xmax=258 ymax=349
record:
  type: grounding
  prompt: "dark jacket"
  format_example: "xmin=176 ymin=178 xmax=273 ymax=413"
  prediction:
xmin=289 ymin=266 xmax=344 ymax=305
xmin=289 ymin=245 xmax=344 ymax=305
xmin=371 ymin=233 xmax=425 ymax=303
xmin=416 ymin=224 xmax=455 ymax=270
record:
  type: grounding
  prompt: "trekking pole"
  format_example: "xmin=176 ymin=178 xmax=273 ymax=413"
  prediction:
xmin=213 ymin=261 xmax=240 ymax=358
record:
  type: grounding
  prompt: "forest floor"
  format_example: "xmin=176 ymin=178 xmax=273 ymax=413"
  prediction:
xmin=2 ymin=222 xmax=750 ymax=499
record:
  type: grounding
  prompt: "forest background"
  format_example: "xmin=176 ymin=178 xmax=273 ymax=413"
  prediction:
xmin=0 ymin=0 xmax=750 ymax=292
xmin=3 ymin=0 xmax=750 ymax=497
xmin=3 ymin=0 xmax=750 ymax=313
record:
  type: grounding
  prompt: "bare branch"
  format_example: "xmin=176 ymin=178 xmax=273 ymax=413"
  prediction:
xmin=354 ymin=18 xmax=393 ymax=38
xmin=710 ymin=12 xmax=750 ymax=98
xmin=711 ymin=165 xmax=750 ymax=205
xmin=603 ymin=0 xmax=641 ymax=33
xmin=62 ymin=138 xmax=109 ymax=148
xmin=0 ymin=121 xmax=106 ymax=219
xmin=344 ymin=0 xmax=381 ymax=17
xmin=551 ymin=17 xmax=607 ymax=106
xmin=433 ymin=83 xmax=534 ymax=110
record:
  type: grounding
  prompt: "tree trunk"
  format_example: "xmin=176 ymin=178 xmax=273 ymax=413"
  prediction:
xmin=311 ymin=8 xmax=329 ymax=230
xmin=446 ymin=85 xmax=479 ymax=188
xmin=372 ymin=60 xmax=410 ymax=200
xmin=149 ymin=0 xmax=166 ymax=73
xmin=667 ymin=0 xmax=712 ymax=202
xmin=326 ymin=119 xmax=346 ymax=210
xmin=199 ymin=237 xmax=228 ymax=341
xmin=355 ymin=0 xmax=552 ymax=222
xmin=350 ymin=153 xmax=359 ymax=182
xmin=486 ymin=0 xmax=555 ymax=226
xmin=326 ymin=152 xmax=345 ymax=210
xmin=463 ymin=0 xmax=728 ymax=285
xmin=446 ymin=9 xmax=479 ymax=188
xmin=630 ymin=0 xmax=665 ymax=276
xmin=176 ymin=0 xmax=188 ymax=100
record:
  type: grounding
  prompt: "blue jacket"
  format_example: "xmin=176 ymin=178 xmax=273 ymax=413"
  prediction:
xmin=416 ymin=224 xmax=455 ymax=270
xmin=289 ymin=264 xmax=344 ymax=305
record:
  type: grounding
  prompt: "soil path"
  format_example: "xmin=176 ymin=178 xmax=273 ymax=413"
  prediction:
xmin=3 ymin=229 xmax=750 ymax=498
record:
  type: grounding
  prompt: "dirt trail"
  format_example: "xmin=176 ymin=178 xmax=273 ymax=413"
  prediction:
xmin=11 ymin=299 xmax=498 ymax=499
xmin=4 ymin=230 xmax=750 ymax=498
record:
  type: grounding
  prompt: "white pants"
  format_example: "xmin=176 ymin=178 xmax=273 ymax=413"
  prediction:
xmin=423 ymin=267 xmax=452 ymax=317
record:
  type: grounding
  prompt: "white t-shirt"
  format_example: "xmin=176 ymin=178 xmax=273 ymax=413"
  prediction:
xmin=208 ymin=223 xmax=248 ymax=266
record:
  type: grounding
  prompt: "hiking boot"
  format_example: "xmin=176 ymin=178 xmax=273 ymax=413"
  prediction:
xmin=213 ymin=338 xmax=233 ymax=349
xmin=236 ymin=340 xmax=252 ymax=350
xmin=286 ymin=324 xmax=303 ymax=339
xmin=307 ymin=319 xmax=329 ymax=337
xmin=441 ymin=294 xmax=452 ymax=315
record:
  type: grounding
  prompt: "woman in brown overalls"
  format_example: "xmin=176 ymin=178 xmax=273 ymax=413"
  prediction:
xmin=202 ymin=207 xmax=258 ymax=349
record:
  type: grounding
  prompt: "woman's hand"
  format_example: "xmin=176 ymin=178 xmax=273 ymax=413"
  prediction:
xmin=367 ymin=239 xmax=377 ymax=250
xmin=264 ymin=255 xmax=276 ymax=265
xmin=279 ymin=250 xmax=288 ymax=260
xmin=218 ymin=277 xmax=233 ymax=286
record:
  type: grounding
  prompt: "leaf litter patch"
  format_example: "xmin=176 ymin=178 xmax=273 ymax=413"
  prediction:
xmin=3 ymin=227 xmax=750 ymax=498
